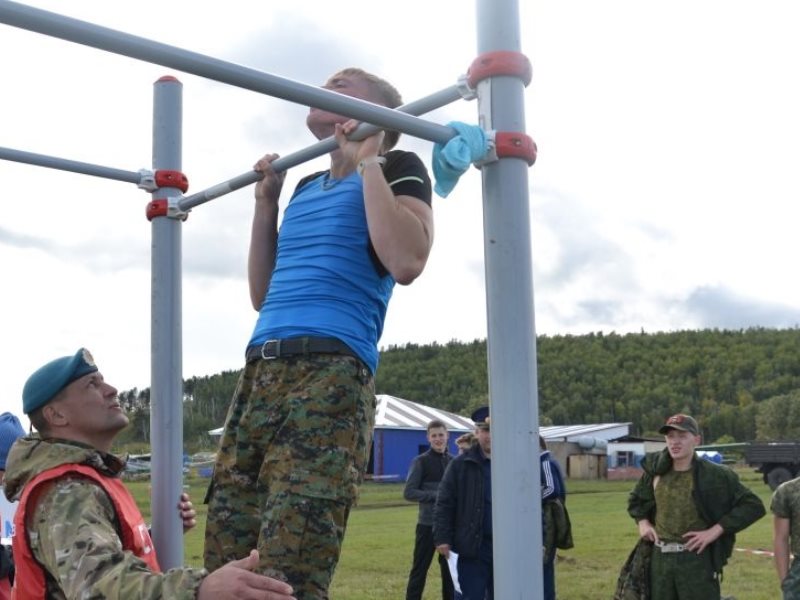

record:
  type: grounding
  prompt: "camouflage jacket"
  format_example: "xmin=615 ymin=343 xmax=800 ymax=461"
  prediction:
xmin=4 ymin=436 xmax=205 ymax=599
xmin=627 ymin=448 xmax=766 ymax=574
xmin=613 ymin=538 xmax=652 ymax=600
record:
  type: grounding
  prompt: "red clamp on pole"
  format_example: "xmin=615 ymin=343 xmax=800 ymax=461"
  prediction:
xmin=495 ymin=132 xmax=537 ymax=166
xmin=467 ymin=51 xmax=532 ymax=89
xmin=146 ymin=199 xmax=168 ymax=221
xmin=155 ymin=169 xmax=189 ymax=193
xmin=146 ymin=198 xmax=190 ymax=221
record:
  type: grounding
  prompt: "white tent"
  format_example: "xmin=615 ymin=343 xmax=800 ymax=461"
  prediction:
xmin=374 ymin=394 xmax=474 ymax=432
xmin=209 ymin=394 xmax=475 ymax=437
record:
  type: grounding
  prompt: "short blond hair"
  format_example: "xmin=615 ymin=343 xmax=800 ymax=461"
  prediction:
xmin=328 ymin=67 xmax=403 ymax=151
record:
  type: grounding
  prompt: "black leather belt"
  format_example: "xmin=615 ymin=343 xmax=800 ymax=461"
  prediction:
xmin=245 ymin=337 xmax=358 ymax=363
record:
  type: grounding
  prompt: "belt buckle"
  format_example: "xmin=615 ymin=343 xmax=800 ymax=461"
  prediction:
xmin=658 ymin=541 xmax=684 ymax=553
xmin=260 ymin=339 xmax=281 ymax=360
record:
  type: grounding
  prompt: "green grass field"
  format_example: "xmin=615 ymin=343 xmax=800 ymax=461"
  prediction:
xmin=127 ymin=468 xmax=779 ymax=599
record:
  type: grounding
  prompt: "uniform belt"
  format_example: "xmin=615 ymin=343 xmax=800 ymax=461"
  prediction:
xmin=655 ymin=541 xmax=686 ymax=553
xmin=245 ymin=337 xmax=357 ymax=362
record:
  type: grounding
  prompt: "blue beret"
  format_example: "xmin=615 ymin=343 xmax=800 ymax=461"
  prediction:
xmin=22 ymin=348 xmax=99 ymax=415
xmin=471 ymin=406 xmax=490 ymax=428
xmin=0 ymin=412 xmax=25 ymax=470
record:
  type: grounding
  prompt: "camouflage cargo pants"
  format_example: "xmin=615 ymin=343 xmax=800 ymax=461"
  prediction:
xmin=782 ymin=557 xmax=800 ymax=599
xmin=203 ymin=354 xmax=375 ymax=600
xmin=650 ymin=548 xmax=719 ymax=600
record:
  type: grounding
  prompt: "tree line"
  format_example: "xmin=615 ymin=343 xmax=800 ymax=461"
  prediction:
xmin=116 ymin=327 xmax=800 ymax=450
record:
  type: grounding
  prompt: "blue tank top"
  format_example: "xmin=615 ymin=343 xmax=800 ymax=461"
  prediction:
xmin=248 ymin=171 xmax=394 ymax=373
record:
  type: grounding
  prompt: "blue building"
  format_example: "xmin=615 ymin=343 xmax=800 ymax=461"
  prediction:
xmin=369 ymin=394 xmax=474 ymax=482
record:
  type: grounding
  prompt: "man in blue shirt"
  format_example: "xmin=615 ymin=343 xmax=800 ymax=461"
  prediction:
xmin=204 ymin=68 xmax=434 ymax=600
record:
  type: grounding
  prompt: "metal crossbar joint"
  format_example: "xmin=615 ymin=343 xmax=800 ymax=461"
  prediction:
xmin=495 ymin=131 xmax=537 ymax=166
xmin=456 ymin=74 xmax=478 ymax=101
xmin=155 ymin=169 xmax=189 ymax=193
xmin=145 ymin=197 xmax=190 ymax=221
xmin=137 ymin=169 xmax=157 ymax=192
xmin=467 ymin=51 xmax=533 ymax=89
xmin=474 ymin=130 xmax=537 ymax=168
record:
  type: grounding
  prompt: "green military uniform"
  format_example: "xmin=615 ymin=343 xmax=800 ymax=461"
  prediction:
xmin=4 ymin=435 xmax=206 ymax=599
xmin=771 ymin=477 xmax=800 ymax=599
xmin=628 ymin=449 xmax=766 ymax=600
xmin=204 ymin=354 xmax=375 ymax=599
xmin=648 ymin=467 xmax=716 ymax=598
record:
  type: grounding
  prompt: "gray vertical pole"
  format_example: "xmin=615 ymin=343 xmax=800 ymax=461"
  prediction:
xmin=475 ymin=0 xmax=543 ymax=598
xmin=149 ymin=75 xmax=184 ymax=569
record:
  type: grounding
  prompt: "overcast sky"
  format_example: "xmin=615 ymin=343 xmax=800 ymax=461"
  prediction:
xmin=2 ymin=0 xmax=799 ymax=425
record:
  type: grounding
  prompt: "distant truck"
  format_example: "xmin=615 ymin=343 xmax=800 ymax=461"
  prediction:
xmin=745 ymin=441 xmax=800 ymax=490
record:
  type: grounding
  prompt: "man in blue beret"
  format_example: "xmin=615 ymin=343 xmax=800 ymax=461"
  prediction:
xmin=0 ymin=412 xmax=25 ymax=599
xmin=0 ymin=412 xmax=25 ymax=484
xmin=4 ymin=348 xmax=296 ymax=600
xmin=434 ymin=406 xmax=494 ymax=599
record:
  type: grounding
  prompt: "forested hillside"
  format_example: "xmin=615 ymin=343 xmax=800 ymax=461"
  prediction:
xmin=117 ymin=328 xmax=800 ymax=449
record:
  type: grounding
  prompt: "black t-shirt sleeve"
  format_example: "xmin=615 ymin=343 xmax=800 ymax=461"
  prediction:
xmin=382 ymin=150 xmax=433 ymax=206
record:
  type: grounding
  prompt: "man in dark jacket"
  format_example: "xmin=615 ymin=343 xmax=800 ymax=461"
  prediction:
xmin=434 ymin=407 xmax=493 ymax=600
xmin=627 ymin=413 xmax=766 ymax=600
xmin=403 ymin=419 xmax=454 ymax=600
xmin=540 ymin=434 xmax=568 ymax=600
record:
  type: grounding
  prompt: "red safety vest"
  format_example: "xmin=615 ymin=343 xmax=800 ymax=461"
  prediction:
xmin=11 ymin=464 xmax=160 ymax=599
xmin=0 ymin=577 xmax=10 ymax=600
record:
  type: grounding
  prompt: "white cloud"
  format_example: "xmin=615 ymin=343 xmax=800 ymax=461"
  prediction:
xmin=2 ymin=0 xmax=800 ymax=425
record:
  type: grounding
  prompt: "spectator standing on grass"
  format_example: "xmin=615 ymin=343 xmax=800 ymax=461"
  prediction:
xmin=771 ymin=475 xmax=800 ymax=598
xmin=403 ymin=419 xmax=455 ymax=600
xmin=5 ymin=348 xmax=295 ymax=600
xmin=540 ymin=434 xmax=570 ymax=600
xmin=0 ymin=413 xmax=25 ymax=600
xmin=627 ymin=413 xmax=765 ymax=600
xmin=434 ymin=407 xmax=493 ymax=600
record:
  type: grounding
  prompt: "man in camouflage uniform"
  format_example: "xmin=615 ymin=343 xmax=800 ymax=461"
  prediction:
xmin=204 ymin=67 xmax=433 ymax=600
xmin=627 ymin=413 xmax=765 ymax=600
xmin=771 ymin=475 xmax=800 ymax=598
xmin=4 ymin=348 xmax=295 ymax=600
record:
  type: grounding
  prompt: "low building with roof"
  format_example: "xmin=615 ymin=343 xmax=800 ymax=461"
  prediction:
xmin=540 ymin=422 xmax=632 ymax=480
xmin=605 ymin=435 xmax=667 ymax=480
xmin=210 ymin=396 xmax=633 ymax=482
xmin=369 ymin=394 xmax=473 ymax=481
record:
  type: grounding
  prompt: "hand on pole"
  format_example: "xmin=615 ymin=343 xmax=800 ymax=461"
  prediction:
xmin=254 ymin=153 xmax=286 ymax=206
xmin=334 ymin=119 xmax=384 ymax=167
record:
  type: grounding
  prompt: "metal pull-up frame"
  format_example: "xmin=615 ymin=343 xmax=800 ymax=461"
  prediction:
xmin=0 ymin=0 xmax=543 ymax=596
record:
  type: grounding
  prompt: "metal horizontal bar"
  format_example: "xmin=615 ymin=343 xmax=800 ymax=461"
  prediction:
xmin=0 ymin=146 xmax=141 ymax=184
xmin=180 ymin=84 xmax=465 ymax=210
xmin=0 ymin=1 xmax=457 ymax=146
